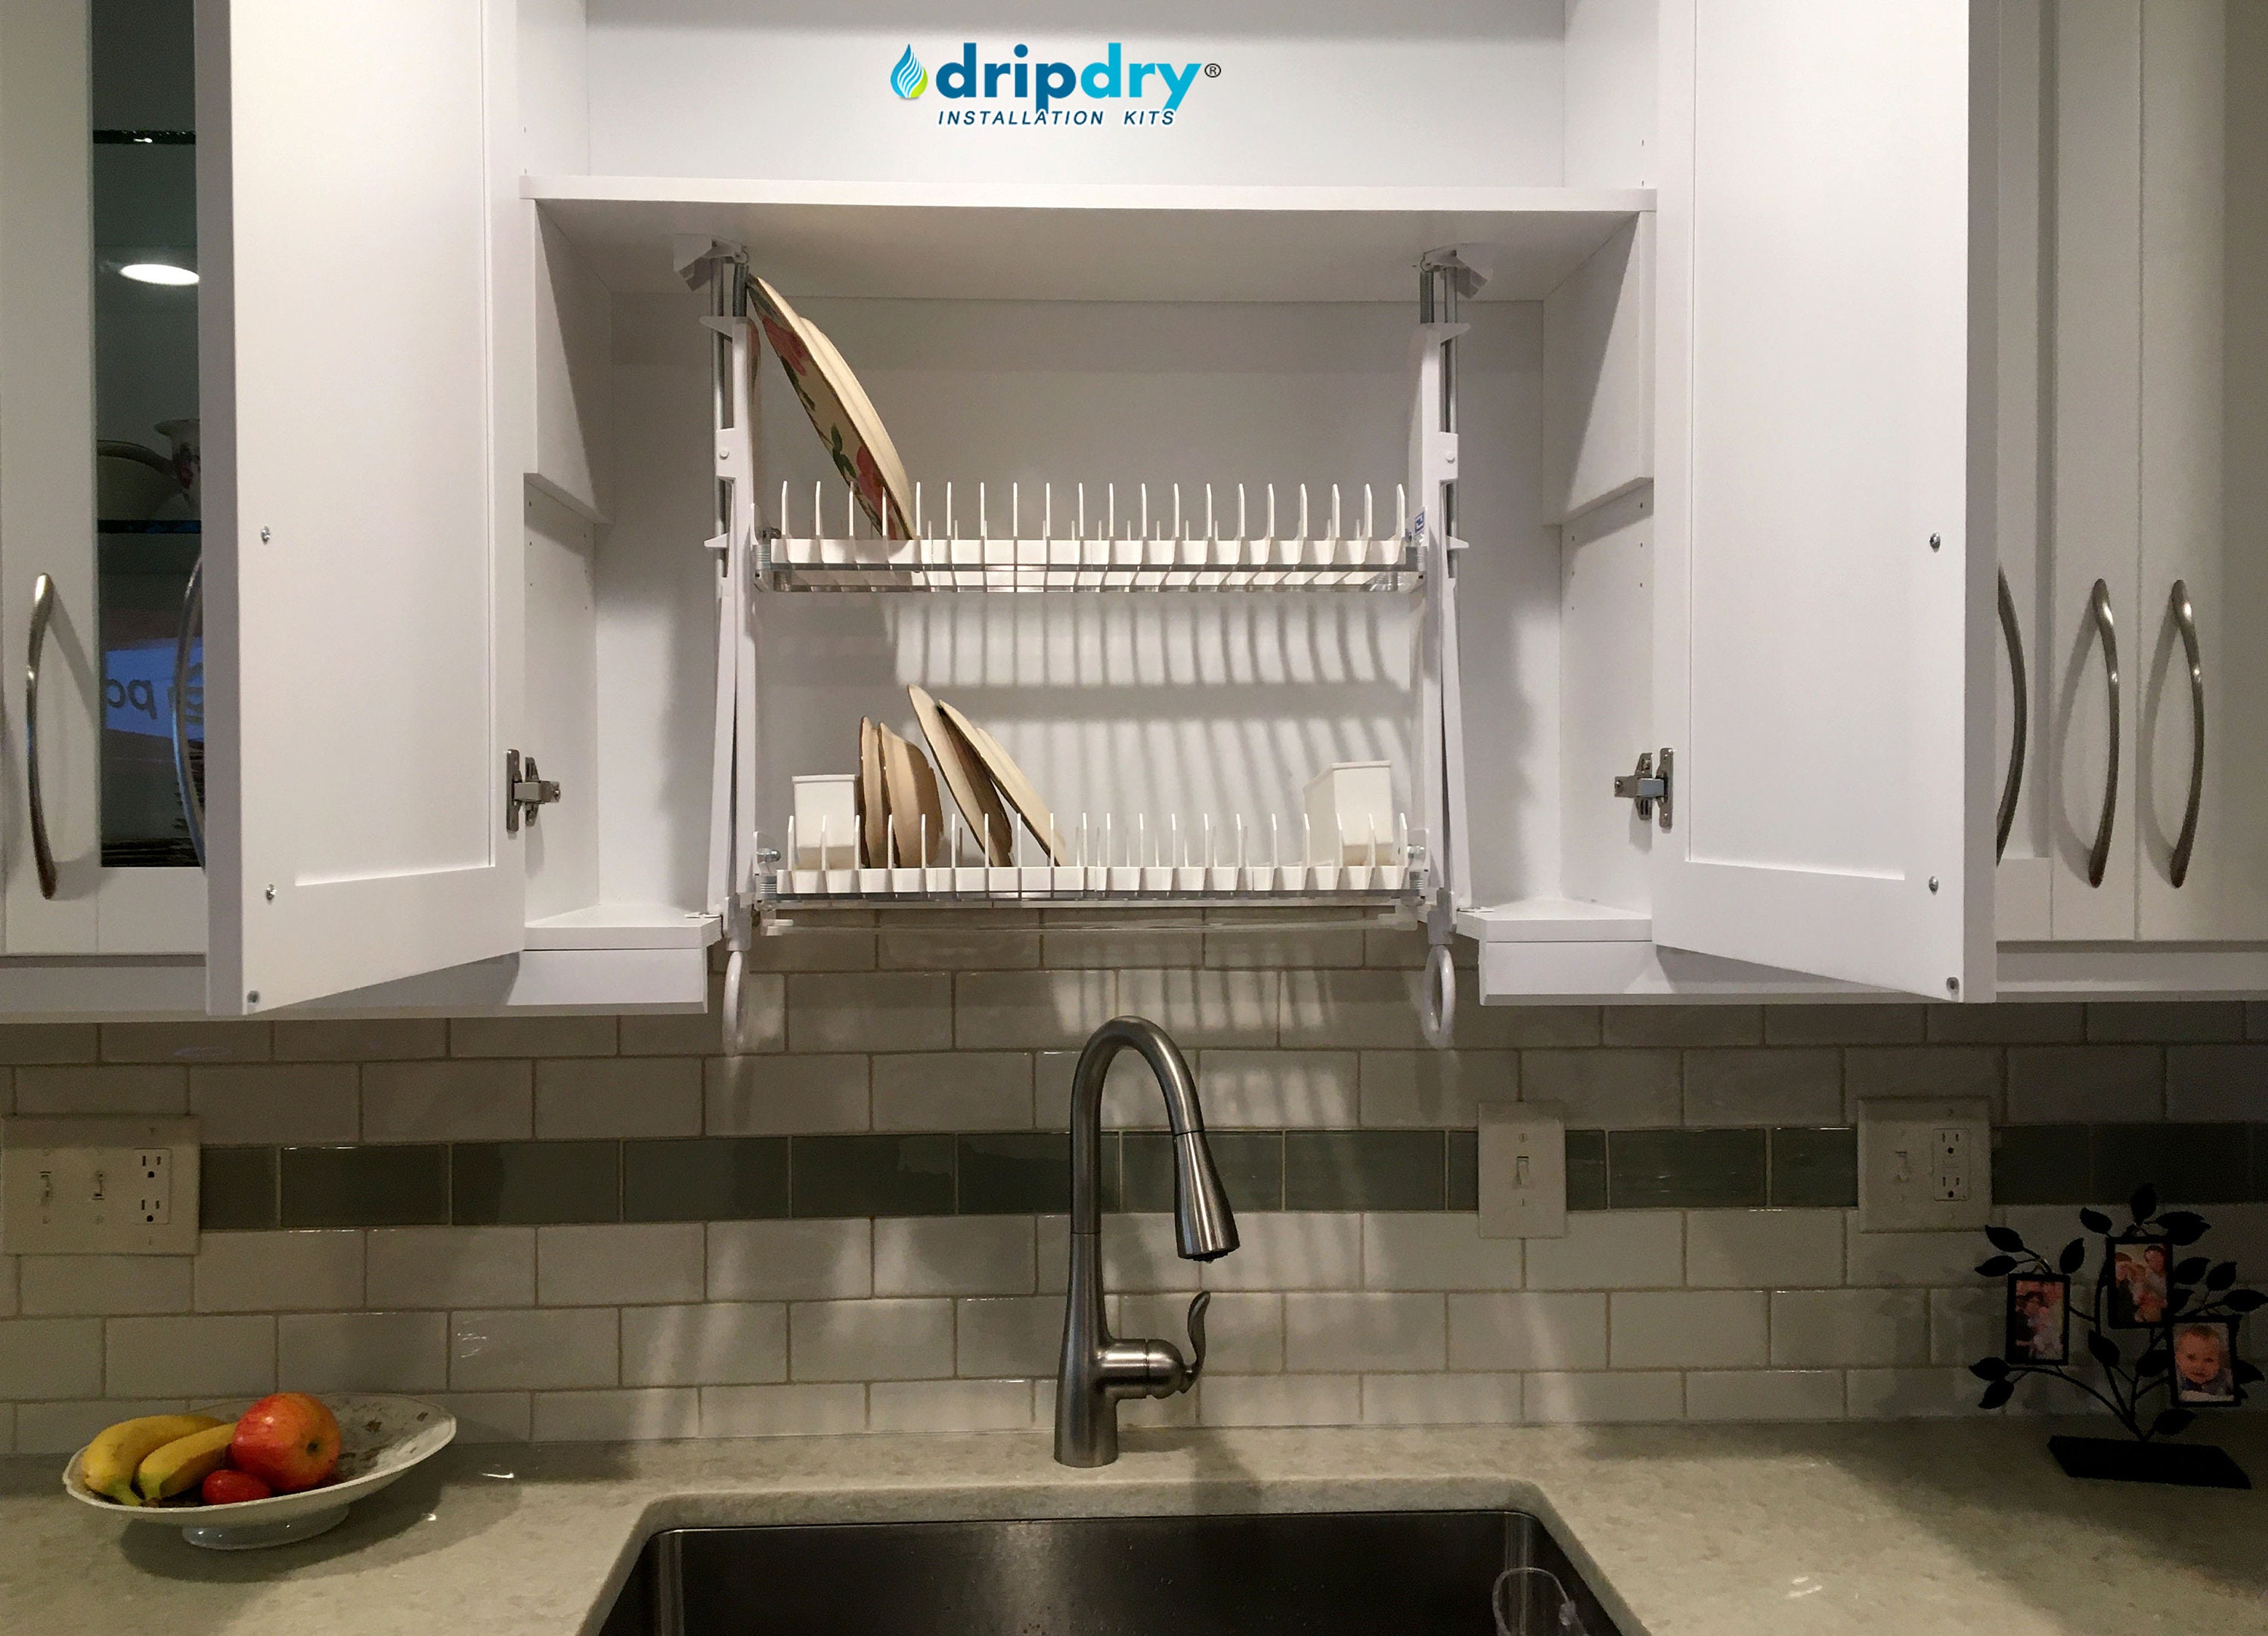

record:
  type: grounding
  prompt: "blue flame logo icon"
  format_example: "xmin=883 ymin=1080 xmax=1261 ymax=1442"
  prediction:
xmin=890 ymin=46 xmax=928 ymax=100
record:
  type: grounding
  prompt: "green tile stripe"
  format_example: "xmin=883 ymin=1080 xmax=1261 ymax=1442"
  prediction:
xmin=200 ymin=1124 xmax=2268 ymax=1231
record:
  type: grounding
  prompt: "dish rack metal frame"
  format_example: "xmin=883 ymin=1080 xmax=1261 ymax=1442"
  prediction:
xmin=687 ymin=239 xmax=1477 ymax=1049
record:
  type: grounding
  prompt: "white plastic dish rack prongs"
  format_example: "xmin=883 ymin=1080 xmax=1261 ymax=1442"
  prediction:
xmin=767 ymin=807 xmax=1424 ymax=903
xmin=760 ymin=479 xmax=1420 ymax=592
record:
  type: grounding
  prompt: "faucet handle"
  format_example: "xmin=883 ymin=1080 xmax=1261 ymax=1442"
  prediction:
xmin=1181 ymin=1291 xmax=1211 ymax=1390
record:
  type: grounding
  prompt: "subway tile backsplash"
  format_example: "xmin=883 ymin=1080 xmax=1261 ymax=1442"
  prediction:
xmin=0 ymin=924 xmax=2262 ymax=1451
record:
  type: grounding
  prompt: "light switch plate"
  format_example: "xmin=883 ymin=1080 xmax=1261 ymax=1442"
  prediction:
xmin=1478 ymin=1100 xmax=1566 ymax=1239
xmin=2 ymin=1117 xmax=200 ymax=1254
xmin=1857 ymin=1098 xmax=1990 ymax=1232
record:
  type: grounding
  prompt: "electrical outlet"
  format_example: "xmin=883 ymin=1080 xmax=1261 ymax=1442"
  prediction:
xmin=2 ymin=1117 xmax=199 ymax=1254
xmin=1857 ymin=1098 xmax=1990 ymax=1232
xmin=1477 ymin=1100 xmax=1566 ymax=1239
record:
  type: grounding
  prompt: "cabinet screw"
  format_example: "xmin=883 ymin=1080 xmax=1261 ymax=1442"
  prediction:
xmin=1928 ymin=876 xmax=1939 ymax=894
xmin=246 ymin=991 xmax=259 ymax=1004
xmin=1929 ymin=534 xmax=1941 ymax=551
xmin=1946 ymin=977 xmax=1960 ymax=994
xmin=260 ymin=527 xmax=271 ymax=543
xmin=264 ymin=885 xmax=276 ymax=901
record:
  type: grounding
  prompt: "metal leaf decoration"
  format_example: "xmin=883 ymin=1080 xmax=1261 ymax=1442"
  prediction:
xmin=2130 ymin=1183 xmax=2158 ymax=1224
xmin=1985 ymin=1224 xmax=2027 ymax=1253
xmin=2079 ymin=1207 xmax=2113 ymax=1234
xmin=2159 ymin=1210 xmax=2208 ymax=1245
xmin=2087 ymin=1329 xmax=2122 ymax=1370
xmin=2226 ymin=1288 xmax=2266 ymax=1312
xmin=2208 ymin=1260 xmax=2238 ymax=1292
xmin=2174 ymin=1256 xmax=2211 ymax=1285
xmin=2059 ymin=1238 xmax=2087 ymax=1275
xmin=1970 ymin=1357 xmax=2009 ymax=1381
xmin=1978 ymin=1378 xmax=2015 ymax=1411
xmin=1975 ymin=1255 xmax=2018 ymax=1278
xmin=2151 ymin=1408 xmax=2196 ymax=1439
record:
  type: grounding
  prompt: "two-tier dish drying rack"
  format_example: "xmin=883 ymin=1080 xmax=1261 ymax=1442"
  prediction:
xmin=687 ymin=240 xmax=1480 ymax=1048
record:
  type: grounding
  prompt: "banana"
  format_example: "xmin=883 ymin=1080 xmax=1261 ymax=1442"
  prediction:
xmin=80 ymin=1414 xmax=224 ymax=1506
xmin=135 ymin=1423 xmax=237 ymax=1504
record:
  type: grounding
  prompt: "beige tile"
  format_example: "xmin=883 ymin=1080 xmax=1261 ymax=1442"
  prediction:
xmin=450 ymin=1307 xmax=618 ymax=1391
xmin=1052 ymin=1048 xmax=1168 ymax=1131
xmin=1771 ymin=1288 xmax=1929 ymax=1367
xmin=190 ymin=1064 xmax=359 ymax=1145
xmin=0 ymin=1257 xmax=17 ymax=1318
xmin=2087 ymin=1000 xmax=2247 ymax=1042
xmin=14 ymin=1065 xmax=186 ymax=1116
xmin=790 ymin=1298 xmax=953 ymax=1381
xmin=280 ymin=1310 xmax=448 ymax=1392
xmin=361 ymin=1060 xmax=531 ymax=1142
xmin=2005 ymin=1045 xmax=2163 ymax=1123
xmin=789 ymin=972 xmax=952 ymax=1052
xmin=426 ymin=1390 xmax=532 ymax=1444
xmin=1040 ymin=913 xmax=1207 ymax=971
xmin=954 ymin=970 xmax=1116 ymax=1050
xmin=1448 ymin=989 xmax=1601 ymax=1051
xmin=742 ymin=928 xmax=878 ymax=973
xmin=954 ymin=1295 xmax=1063 ymax=1377
xmin=367 ymin=1226 xmax=534 ymax=1309
xmin=617 ymin=982 xmax=731 ymax=1057
xmin=1119 ymin=1291 xmax=1281 ymax=1374
xmin=1194 ymin=1050 xmax=1357 ymax=1126
xmin=1283 ymin=1292 xmax=1445 ymax=1372
xmin=1199 ymin=1212 xmax=1362 ymax=1291
xmin=16 ymin=1398 xmax=186 ymax=1455
xmin=533 ymin=1387 xmax=700 ymax=1441
xmin=1845 ymin=1366 xmax=1987 ymax=1418
xmin=1925 ymin=1003 xmax=2084 ymax=1044
xmin=1357 ymin=1050 xmax=1514 ymax=1127
xmin=271 ymin=1018 xmax=448 ymax=1061
xmin=0 ymin=1318 xmax=104 ymax=1398
xmin=450 ymin=1016 xmax=616 ymax=1058
xmin=1684 ymin=1210 xmax=1845 ymax=1289
xmin=1684 ymin=1370 xmax=1845 ymax=1421
xmin=2165 ymin=1044 xmax=2268 ymax=1120
xmin=705 ymin=1055 xmax=869 ymax=1134
xmin=873 ymin=1216 xmax=1034 ymax=1297
xmin=1198 ymin=1374 xmax=1360 ymax=1427
xmin=1523 ymin=1371 xmax=1684 ymax=1424
xmin=1518 ymin=1049 xmax=1681 ymax=1126
xmin=709 ymin=1219 xmax=872 ymax=1300
xmin=879 ymin=926 xmax=1040 ymax=970
xmin=869 ymin=1378 xmax=1033 ymax=1433
xmin=1929 ymin=1285 xmax=2004 ymax=1365
xmin=535 ymin=1058 xmax=701 ymax=1139
xmin=537 ymin=1223 xmax=705 ymax=1306
xmin=1523 ymin=1211 xmax=1683 ymax=1291
xmin=194 ymin=1230 xmax=364 ymax=1312
xmin=1202 ymin=909 xmax=1368 ymax=970
xmin=1362 ymin=1213 xmax=1523 ymax=1291
xmin=872 ymin=1052 xmax=1033 ymax=1130
xmin=700 ymin=1383 xmax=867 ymax=1437
xmin=1610 ymin=1291 xmax=1768 ymax=1368
xmin=20 ymin=1254 xmax=193 ymax=1315
xmin=1603 ymin=1006 xmax=1763 ymax=1048
xmin=1845 ymin=1046 xmax=2003 ymax=1120
xmin=1118 ymin=969 xmax=1278 ymax=1048
xmin=0 ymin=1024 xmax=98 ymax=1065
xmin=1682 ymin=1049 xmax=1842 ymax=1125
xmin=1099 ymin=1214 xmax=1201 ymax=1293
xmin=1359 ymin=1372 xmax=1523 ymax=1426
xmin=102 ymin=1021 xmax=271 ymax=1064
xmin=1279 ymin=969 xmax=1421 ymax=1049
xmin=106 ymin=1315 xmax=276 ymax=1399
xmin=1845 ymin=1222 xmax=1981 ymax=1287
xmin=1448 ymin=1292 xmax=1607 ymax=1371
xmin=1765 ymin=1004 xmax=1926 ymax=1045
xmin=622 ymin=1303 xmax=787 ymax=1387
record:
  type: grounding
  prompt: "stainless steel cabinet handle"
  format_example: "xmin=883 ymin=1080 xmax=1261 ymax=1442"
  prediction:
xmin=2085 ymin=578 xmax=2119 ymax=888
xmin=171 ymin=559 xmax=205 ymax=868
xmin=2167 ymin=578 xmax=2203 ymax=889
xmin=26 ymin=574 xmax=57 ymax=898
xmin=1995 ymin=569 xmax=2027 ymax=863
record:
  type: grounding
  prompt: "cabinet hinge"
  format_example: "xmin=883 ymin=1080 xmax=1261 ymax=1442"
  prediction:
xmin=505 ymin=748 xmax=562 ymax=835
xmin=1612 ymin=748 xmax=1673 ymax=831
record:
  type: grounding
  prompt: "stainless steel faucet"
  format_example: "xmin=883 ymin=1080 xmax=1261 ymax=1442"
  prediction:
xmin=1055 ymin=1016 xmax=1239 ymax=1467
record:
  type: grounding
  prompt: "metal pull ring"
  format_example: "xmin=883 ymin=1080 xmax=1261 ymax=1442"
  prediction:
xmin=26 ymin=574 xmax=58 ymax=898
xmin=2167 ymin=579 xmax=2203 ymax=889
xmin=1419 ymin=940 xmax=1455 ymax=1049
xmin=1994 ymin=569 xmax=2027 ymax=863
xmin=2085 ymin=579 xmax=2119 ymax=889
xmin=172 ymin=558 xmax=205 ymax=868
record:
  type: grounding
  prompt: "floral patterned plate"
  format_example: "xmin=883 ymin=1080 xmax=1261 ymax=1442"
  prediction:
xmin=750 ymin=275 xmax=914 ymax=539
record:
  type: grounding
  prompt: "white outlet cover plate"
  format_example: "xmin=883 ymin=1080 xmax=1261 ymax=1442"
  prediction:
xmin=1478 ymin=1100 xmax=1567 ymax=1239
xmin=2 ymin=1116 xmax=200 ymax=1254
xmin=1856 ymin=1098 xmax=1991 ymax=1233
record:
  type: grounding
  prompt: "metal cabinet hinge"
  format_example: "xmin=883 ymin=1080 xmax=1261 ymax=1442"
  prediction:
xmin=1612 ymin=748 xmax=1674 ymax=831
xmin=505 ymin=749 xmax=562 ymax=835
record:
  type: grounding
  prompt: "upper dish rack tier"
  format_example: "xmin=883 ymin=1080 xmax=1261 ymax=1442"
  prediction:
xmin=759 ymin=480 xmax=1421 ymax=593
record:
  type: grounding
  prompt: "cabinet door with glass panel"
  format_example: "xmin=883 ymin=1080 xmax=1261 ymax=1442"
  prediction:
xmin=0 ymin=0 xmax=205 ymax=954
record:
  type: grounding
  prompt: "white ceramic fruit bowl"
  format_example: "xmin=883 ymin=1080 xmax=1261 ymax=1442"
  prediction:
xmin=63 ymin=1393 xmax=457 ymax=1550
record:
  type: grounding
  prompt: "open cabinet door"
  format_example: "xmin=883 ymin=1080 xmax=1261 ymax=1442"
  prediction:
xmin=1650 ymin=0 xmax=1995 ymax=1001
xmin=198 ymin=0 xmax=524 ymax=1013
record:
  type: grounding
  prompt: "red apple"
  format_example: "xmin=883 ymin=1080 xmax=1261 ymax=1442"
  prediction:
xmin=200 ymin=1467 xmax=273 ymax=1505
xmin=228 ymin=1393 xmax=339 ymax=1493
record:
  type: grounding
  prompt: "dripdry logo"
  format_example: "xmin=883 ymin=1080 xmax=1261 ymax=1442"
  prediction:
xmin=889 ymin=42 xmax=1216 ymax=127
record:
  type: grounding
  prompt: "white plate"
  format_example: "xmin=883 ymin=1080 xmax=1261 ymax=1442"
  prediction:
xmin=64 ymin=1393 xmax=457 ymax=1550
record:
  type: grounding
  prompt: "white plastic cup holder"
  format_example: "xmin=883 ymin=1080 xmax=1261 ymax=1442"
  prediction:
xmin=857 ymin=867 xmax=889 ymax=896
xmin=889 ymin=866 xmax=925 ymax=896
xmin=1141 ymin=865 xmax=1174 ymax=895
xmin=1310 ymin=863 xmax=1342 ymax=893
xmin=1109 ymin=866 xmax=1142 ymax=895
xmin=1207 ymin=865 xmax=1239 ymax=892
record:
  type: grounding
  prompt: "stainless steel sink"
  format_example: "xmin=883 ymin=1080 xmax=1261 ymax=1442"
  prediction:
xmin=597 ymin=1510 xmax=1622 ymax=1636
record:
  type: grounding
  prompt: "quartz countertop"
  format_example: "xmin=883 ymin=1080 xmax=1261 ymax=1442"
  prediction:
xmin=2 ymin=1420 xmax=2261 ymax=1635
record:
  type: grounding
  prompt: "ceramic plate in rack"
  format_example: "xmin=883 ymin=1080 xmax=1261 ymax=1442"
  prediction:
xmin=938 ymin=701 xmax=1068 ymax=864
xmin=859 ymin=717 xmax=890 ymax=865
xmin=908 ymin=686 xmax=1014 ymax=865
xmin=881 ymin=723 xmax=947 ymax=866
xmin=748 ymin=275 xmax=912 ymax=539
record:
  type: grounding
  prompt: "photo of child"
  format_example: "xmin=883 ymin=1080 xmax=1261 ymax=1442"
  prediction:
xmin=2108 ymin=1235 xmax=2171 ymax=1329
xmin=2005 ymin=1274 xmax=2068 ymax=1364
xmin=2171 ymin=1319 xmax=2241 ymax=1407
